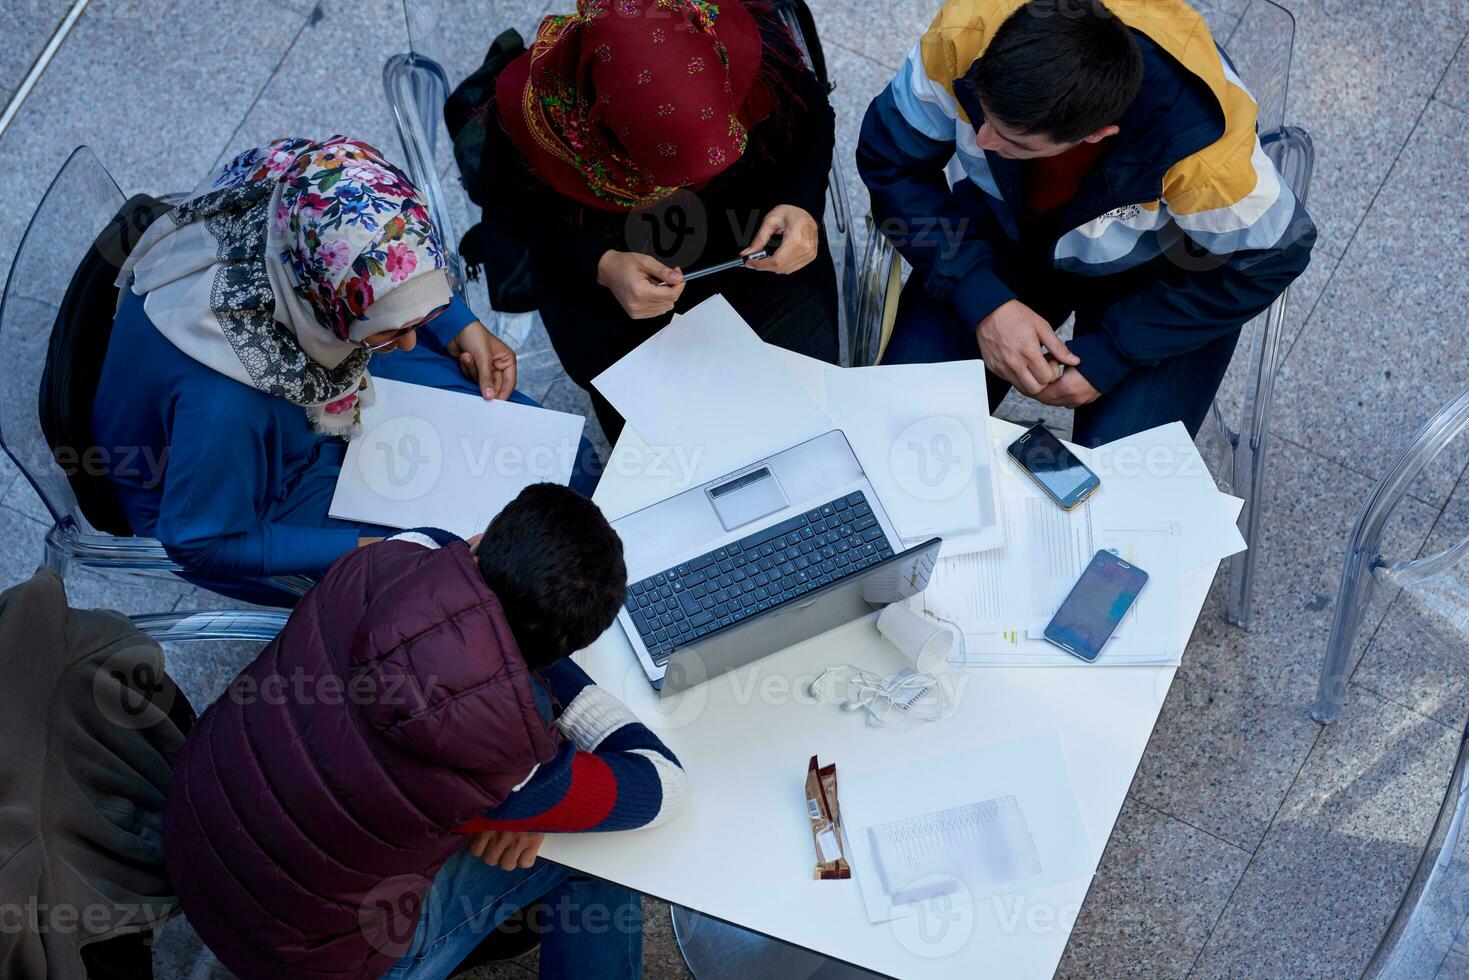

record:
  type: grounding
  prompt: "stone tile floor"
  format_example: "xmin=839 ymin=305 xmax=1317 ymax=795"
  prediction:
xmin=2 ymin=1 xmax=1467 ymax=977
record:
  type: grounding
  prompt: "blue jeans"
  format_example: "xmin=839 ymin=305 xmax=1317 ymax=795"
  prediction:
xmin=882 ymin=276 xmax=1241 ymax=448
xmin=384 ymin=849 xmax=643 ymax=980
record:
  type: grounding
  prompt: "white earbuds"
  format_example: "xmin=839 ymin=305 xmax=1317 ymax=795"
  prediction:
xmin=805 ymin=605 xmax=964 ymax=728
xmin=808 ymin=664 xmax=954 ymax=727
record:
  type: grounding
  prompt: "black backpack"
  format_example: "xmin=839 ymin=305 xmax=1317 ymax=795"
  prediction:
xmin=38 ymin=194 xmax=171 ymax=536
xmin=444 ymin=29 xmax=538 ymax=313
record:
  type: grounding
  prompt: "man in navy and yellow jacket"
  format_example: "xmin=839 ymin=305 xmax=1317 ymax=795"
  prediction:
xmin=858 ymin=0 xmax=1315 ymax=445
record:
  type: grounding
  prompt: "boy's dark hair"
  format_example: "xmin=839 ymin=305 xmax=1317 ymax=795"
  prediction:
xmin=963 ymin=0 xmax=1144 ymax=144
xmin=475 ymin=483 xmax=627 ymax=669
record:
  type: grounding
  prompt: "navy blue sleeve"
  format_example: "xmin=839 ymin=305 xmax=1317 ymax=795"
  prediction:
xmin=155 ymin=391 xmax=360 ymax=578
xmin=857 ymin=85 xmax=1016 ymax=330
xmin=456 ymin=658 xmax=688 ymax=834
xmin=417 ymin=293 xmax=478 ymax=350
xmin=1073 ymin=198 xmax=1318 ymax=393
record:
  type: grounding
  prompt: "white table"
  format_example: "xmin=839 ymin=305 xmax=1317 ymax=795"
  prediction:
xmin=538 ymin=420 xmax=1221 ymax=979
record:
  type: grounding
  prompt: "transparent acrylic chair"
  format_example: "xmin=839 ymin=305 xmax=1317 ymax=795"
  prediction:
xmin=847 ymin=0 xmax=1315 ymax=630
xmin=384 ymin=0 xmax=862 ymax=362
xmin=383 ymin=0 xmax=473 ymax=305
xmin=383 ymin=0 xmax=533 ymax=344
xmin=0 ymin=145 xmax=300 ymax=634
xmin=1351 ymin=518 xmax=1469 ymax=976
xmin=1312 ymin=384 xmax=1469 ymax=725
xmin=1364 ymin=728 xmax=1469 ymax=978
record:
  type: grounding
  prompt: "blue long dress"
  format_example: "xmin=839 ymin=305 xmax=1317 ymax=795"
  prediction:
xmin=94 ymin=291 xmax=597 ymax=605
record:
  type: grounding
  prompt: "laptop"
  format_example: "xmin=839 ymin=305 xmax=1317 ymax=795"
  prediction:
xmin=611 ymin=429 xmax=942 ymax=695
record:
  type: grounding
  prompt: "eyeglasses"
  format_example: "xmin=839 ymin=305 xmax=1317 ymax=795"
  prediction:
xmin=360 ymin=328 xmax=414 ymax=353
xmin=357 ymin=303 xmax=449 ymax=352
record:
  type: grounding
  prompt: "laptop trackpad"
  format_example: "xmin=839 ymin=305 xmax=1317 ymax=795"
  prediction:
xmin=707 ymin=467 xmax=789 ymax=532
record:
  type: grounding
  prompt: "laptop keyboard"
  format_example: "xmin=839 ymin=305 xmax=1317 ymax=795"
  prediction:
xmin=625 ymin=491 xmax=895 ymax=666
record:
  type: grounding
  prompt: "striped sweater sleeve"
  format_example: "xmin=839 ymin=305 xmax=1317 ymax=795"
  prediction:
xmin=457 ymin=659 xmax=688 ymax=834
xmin=857 ymin=49 xmax=1018 ymax=332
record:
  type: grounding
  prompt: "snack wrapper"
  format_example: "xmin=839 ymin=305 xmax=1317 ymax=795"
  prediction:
xmin=805 ymin=755 xmax=851 ymax=880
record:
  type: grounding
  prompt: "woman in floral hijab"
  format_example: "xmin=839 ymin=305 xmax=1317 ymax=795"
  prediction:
xmin=94 ymin=136 xmax=595 ymax=604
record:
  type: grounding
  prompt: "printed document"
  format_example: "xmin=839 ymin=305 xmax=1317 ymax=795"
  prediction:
xmin=841 ymin=734 xmax=1092 ymax=923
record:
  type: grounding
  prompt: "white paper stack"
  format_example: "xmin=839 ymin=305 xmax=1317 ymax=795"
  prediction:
xmin=591 ymin=297 xmax=1004 ymax=556
xmin=825 ymin=361 xmax=1004 ymax=556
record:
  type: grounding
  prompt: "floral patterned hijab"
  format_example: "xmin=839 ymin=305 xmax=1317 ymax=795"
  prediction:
xmin=118 ymin=137 xmax=450 ymax=436
xmin=496 ymin=0 xmax=765 ymax=211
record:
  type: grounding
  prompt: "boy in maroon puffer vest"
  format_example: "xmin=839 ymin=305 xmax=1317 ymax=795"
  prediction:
xmin=164 ymin=484 xmax=685 ymax=980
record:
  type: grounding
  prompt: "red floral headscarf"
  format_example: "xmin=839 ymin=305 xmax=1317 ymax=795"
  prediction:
xmin=497 ymin=0 xmax=765 ymax=211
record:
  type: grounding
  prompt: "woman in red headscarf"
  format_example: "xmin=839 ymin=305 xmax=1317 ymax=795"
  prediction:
xmin=463 ymin=0 xmax=839 ymax=439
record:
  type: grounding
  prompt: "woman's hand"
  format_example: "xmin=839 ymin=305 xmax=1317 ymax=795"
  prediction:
xmin=446 ymin=322 xmax=517 ymax=401
xmin=469 ymin=830 xmax=545 ymax=871
xmin=742 ymin=205 xmax=819 ymax=275
xmin=597 ymin=250 xmax=684 ymax=320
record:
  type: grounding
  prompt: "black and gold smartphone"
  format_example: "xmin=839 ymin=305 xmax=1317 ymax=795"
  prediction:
xmin=1006 ymin=422 xmax=1101 ymax=510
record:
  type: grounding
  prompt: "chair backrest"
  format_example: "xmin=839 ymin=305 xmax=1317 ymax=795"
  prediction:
xmin=1314 ymin=386 xmax=1469 ymax=723
xmin=401 ymin=0 xmax=524 ymax=84
xmin=1223 ymin=0 xmax=1296 ymax=136
xmin=39 ymin=192 xmax=172 ymax=537
xmin=390 ymin=0 xmax=546 ymax=325
xmin=0 ymin=147 xmax=129 ymax=533
xmin=1364 ymin=724 xmax=1469 ymax=978
xmin=773 ymin=0 xmax=832 ymax=93
xmin=384 ymin=51 xmax=468 ymax=297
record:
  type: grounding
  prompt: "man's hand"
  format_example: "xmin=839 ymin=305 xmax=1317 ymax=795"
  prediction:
xmin=445 ymin=322 xmax=517 ymax=401
xmin=1035 ymin=367 xmax=1101 ymax=408
xmin=742 ymin=205 xmax=819 ymax=275
xmin=598 ymin=250 xmax=684 ymax=319
xmin=469 ymin=830 xmax=545 ymax=871
xmin=976 ymin=300 xmax=1079 ymax=396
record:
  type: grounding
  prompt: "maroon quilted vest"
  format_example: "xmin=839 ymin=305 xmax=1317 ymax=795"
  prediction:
xmin=163 ymin=540 xmax=561 ymax=979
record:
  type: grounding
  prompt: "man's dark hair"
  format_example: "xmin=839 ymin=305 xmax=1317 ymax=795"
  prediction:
xmin=475 ymin=483 xmax=627 ymax=669
xmin=963 ymin=0 xmax=1144 ymax=144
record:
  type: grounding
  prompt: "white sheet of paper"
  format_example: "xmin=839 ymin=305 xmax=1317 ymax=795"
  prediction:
xmin=771 ymin=346 xmax=832 ymax=405
xmin=938 ymin=514 xmax=1187 ymax=667
xmin=329 ymin=378 xmax=585 ymax=539
xmin=824 ymin=361 xmax=1004 ymax=556
xmin=1079 ymin=421 xmax=1246 ymax=571
xmin=842 ymin=733 xmax=1092 ymax=924
xmin=591 ymin=295 xmax=833 ymax=483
